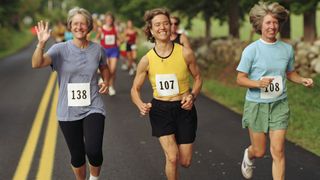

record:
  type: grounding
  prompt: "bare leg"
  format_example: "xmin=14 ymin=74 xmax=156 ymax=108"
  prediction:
xmin=269 ymin=130 xmax=286 ymax=180
xmin=72 ymin=164 xmax=86 ymax=180
xmin=247 ymin=129 xmax=267 ymax=159
xmin=159 ymin=134 xmax=179 ymax=180
xmin=178 ymin=144 xmax=193 ymax=168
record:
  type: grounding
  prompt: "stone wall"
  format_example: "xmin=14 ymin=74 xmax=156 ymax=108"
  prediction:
xmin=193 ymin=38 xmax=320 ymax=77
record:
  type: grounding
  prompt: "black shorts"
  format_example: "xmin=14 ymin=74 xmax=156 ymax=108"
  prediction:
xmin=149 ymin=99 xmax=197 ymax=144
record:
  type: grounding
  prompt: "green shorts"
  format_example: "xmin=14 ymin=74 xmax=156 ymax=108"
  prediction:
xmin=242 ymin=98 xmax=290 ymax=133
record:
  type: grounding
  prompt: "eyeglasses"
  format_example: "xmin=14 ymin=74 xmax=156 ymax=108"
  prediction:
xmin=172 ymin=22 xmax=179 ymax=26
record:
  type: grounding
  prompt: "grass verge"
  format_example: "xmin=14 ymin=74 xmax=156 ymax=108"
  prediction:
xmin=0 ymin=29 xmax=34 ymax=59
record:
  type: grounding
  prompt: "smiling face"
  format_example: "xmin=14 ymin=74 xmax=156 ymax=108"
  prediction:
xmin=70 ymin=14 xmax=89 ymax=39
xmin=105 ymin=15 xmax=114 ymax=26
xmin=261 ymin=14 xmax=279 ymax=42
xmin=150 ymin=14 xmax=171 ymax=42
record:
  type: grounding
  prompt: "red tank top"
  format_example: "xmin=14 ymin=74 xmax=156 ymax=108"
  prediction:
xmin=126 ymin=31 xmax=137 ymax=44
xmin=100 ymin=27 xmax=117 ymax=48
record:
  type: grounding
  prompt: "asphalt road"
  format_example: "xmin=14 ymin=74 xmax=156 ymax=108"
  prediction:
xmin=0 ymin=39 xmax=319 ymax=180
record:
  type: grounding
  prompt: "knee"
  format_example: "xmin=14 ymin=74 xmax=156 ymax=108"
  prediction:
xmin=180 ymin=158 xmax=191 ymax=168
xmin=270 ymin=146 xmax=285 ymax=160
xmin=252 ymin=147 xmax=266 ymax=158
xmin=86 ymin=149 xmax=103 ymax=166
xmin=166 ymin=153 xmax=179 ymax=165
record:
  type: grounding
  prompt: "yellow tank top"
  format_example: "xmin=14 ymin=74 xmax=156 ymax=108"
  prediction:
xmin=147 ymin=43 xmax=190 ymax=98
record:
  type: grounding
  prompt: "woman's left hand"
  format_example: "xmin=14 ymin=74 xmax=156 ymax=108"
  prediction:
xmin=181 ymin=94 xmax=194 ymax=110
xmin=302 ymin=78 xmax=314 ymax=88
xmin=98 ymin=81 xmax=109 ymax=94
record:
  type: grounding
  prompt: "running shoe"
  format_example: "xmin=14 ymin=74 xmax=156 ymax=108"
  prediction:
xmin=121 ymin=63 xmax=128 ymax=70
xmin=241 ymin=148 xmax=254 ymax=179
xmin=108 ymin=86 xmax=116 ymax=96
xmin=129 ymin=68 xmax=135 ymax=76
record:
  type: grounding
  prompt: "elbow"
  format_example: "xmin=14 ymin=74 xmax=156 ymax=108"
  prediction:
xmin=32 ymin=63 xmax=41 ymax=69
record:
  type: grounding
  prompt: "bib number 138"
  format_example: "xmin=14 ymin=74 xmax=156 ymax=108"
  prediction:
xmin=260 ymin=76 xmax=283 ymax=99
xmin=68 ymin=83 xmax=91 ymax=106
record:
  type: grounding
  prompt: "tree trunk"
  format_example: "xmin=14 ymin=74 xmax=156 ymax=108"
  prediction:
xmin=279 ymin=1 xmax=290 ymax=39
xmin=228 ymin=0 xmax=239 ymax=38
xmin=204 ymin=16 xmax=211 ymax=44
xmin=280 ymin=16 xmax=291 ymax=39
xmin=303 ymin=7 xmax=317 ymax=42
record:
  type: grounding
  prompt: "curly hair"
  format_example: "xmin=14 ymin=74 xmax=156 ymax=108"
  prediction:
xmin=249 ymin=1 xmax=289 ymax=35
xmin=67 ymin=7 xmax=93 ymax=32
xmin=143 ymin=8 xmax=170 ymax=43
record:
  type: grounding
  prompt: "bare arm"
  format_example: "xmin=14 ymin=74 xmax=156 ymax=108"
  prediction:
xmin=181 ymin=46 xmax=202 ymax=110
xmin=236 ymin=71 xmax=274 ymax=89
xmin=287 ymin=70 xmax=313 ymax=87
xmin=32 ymin=21 xmax=52 ymax=68
xmin=131 ymin=55 xmax=152 ymax=116
xmin=180 ymin=33 xmax=192 ymax=50
xmin=98 ymin=64 xmax=111 ymax=94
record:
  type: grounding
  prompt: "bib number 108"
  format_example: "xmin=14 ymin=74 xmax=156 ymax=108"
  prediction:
xmin=264 ymin=82 xmax=280 ymax=93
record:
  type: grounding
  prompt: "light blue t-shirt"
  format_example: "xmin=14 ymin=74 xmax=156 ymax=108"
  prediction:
xmin=47 ymin=40 xmax=107 ymax=121
xmin=236 ymin=39 xmax=295 ymax=103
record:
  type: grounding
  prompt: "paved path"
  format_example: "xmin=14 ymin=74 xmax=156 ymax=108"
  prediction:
xmin=0 ymin=40 xmax=319 ymax=180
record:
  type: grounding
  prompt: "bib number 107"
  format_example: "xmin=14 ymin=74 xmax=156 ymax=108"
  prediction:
xmin=159 ymin=80 xmax=174 ymax=90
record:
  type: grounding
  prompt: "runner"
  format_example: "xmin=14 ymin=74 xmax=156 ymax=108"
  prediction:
xmin=169 ymin=16 xmax=191 ymax=49
xmin=97 ymin=12 xmax=120 ymax=96
xmin=236 ymin=2 xmax=314 ymax=180
xmin=131 ymin=8 xmax=202 ymax=180
xmin=32 ymin=7 xmax=110 ymax=180
xmin=124 ymin=19 xmax=138 ymax=76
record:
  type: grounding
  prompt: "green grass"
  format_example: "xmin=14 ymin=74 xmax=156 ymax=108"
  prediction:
xmin=202 ymin=74 xmax=320 ymax=156
xmin=0 ymin=29 xmax=34 ymax=59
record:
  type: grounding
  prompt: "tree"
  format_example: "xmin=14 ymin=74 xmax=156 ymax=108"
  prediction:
xmin=291 ymin=0 xmax=319 ymax=42
xmin=227 ymin=0 xmax=240 ymax=38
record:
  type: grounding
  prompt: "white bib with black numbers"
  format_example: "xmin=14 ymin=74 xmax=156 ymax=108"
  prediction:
xmin=104 ymin=35 xmax=115 ymax=45
xmin=155 ymin=74 xmax=179 ymax=97
xmin=260 ymin=76 xmax=283 ymax=99
xmin=67 ymin=83 xmax=91 ymax=106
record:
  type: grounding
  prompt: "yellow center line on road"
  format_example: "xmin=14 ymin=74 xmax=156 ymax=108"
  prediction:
xmin=13 ymin=72 xmax=57 ymax=180
xmin=36 ymin=84 xmax=59 ymax=180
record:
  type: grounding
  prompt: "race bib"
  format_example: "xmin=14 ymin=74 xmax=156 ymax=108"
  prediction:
xmin=104 ymin=35 xmax=115 ymax=45
xmin=260 ymin=76 xmax=283 ymax=99
xmin=155 ymin=74 xmax=179 ymax=97
xmin=67 ymin=83 xmax=91 ymax=106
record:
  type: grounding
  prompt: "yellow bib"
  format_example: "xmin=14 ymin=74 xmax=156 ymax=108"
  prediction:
xmin=147 ymin=43 xmax=189 ymax=98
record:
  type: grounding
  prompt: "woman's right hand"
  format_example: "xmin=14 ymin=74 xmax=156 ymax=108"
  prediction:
xmin=35 ymin=21 xmax=51 ymax=44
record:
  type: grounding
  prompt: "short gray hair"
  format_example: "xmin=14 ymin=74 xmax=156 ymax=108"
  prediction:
xmin=67 ymin=7 xmax=93 ymax=32
xmin=249 ymin=1 xmax=289 ymax=34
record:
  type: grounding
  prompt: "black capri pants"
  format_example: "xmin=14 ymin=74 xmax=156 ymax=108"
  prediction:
xmin=59 ymin=113 xmax=105 ymax=168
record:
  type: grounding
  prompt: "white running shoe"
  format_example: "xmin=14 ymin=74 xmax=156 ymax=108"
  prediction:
xmin=108 ymin=86 xmax=116 ymax=96
xmin=121 ymin=63 xmax=128 ymax=70
xmin=241 ymin=148 xmax=254 ymax=179
xmin=129 ymin=68 xmax=135 ymax=76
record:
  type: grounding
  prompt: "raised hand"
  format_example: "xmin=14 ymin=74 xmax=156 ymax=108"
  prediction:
xmin=35 ymin=20 xmax=51 ymax=44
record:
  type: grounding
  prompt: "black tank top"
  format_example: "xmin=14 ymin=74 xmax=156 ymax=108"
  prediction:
xmin=171 ymin=33 xmax=182 ymax=45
